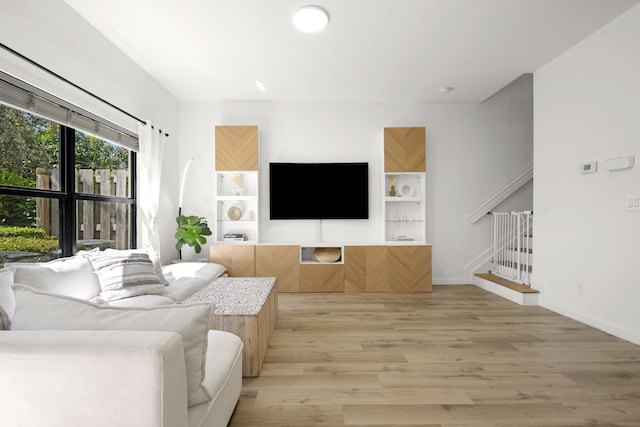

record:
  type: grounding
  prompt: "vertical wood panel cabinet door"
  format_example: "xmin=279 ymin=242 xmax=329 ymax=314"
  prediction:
xmin=215 ymin=125 xmax=259 ymax=171
xmin=344 ymin=246 xmax=366 ymax=293
xmin=255 ymin=245 xmax=300 ymax=292
xmin=344 ymin=246 xmax=388 ymax=293
xmin=210 ymin=245 xmax=256 ymax=277
xmin=384 ymin=127 xmax=426 ymax=173
xmin=365 ymin=246 xmax=389 ymax=292
xmin=300 ymin=264 xmax=344 ymax=293
xmin=388 ymin=245 xmax=432 ymax=292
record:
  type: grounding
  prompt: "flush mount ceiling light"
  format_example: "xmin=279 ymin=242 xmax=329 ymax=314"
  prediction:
xmin=293 ymin=5 xmax=329 ymax=33
xmin=439 ymin=86 xmax=454 ymax=94
xmin=255 ymin=80 xmax=267 ymax=92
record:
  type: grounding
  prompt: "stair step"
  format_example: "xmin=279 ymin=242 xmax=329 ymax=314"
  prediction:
xmin=473 ymin=273 xmax=539 ymax=306
xmin=475 ymin=273 xmax=538 ymax=293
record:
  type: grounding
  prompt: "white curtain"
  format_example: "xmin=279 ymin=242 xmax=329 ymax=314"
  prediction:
xmin=138 ymin=122 xmax=166 ymax=255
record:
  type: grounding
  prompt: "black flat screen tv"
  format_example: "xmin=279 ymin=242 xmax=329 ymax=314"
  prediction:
xmin=270 ymin=162 xmax=369 ymax=220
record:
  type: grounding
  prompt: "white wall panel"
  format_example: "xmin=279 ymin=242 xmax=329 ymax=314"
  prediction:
xmin=534 ymin=4 xmax=640 ymax=343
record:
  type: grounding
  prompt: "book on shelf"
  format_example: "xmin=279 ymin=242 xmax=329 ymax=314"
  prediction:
xmin=392 ymin=235 xmax=414 ymax=241
xmin=223 ymin=233 xmax=247 ymax=242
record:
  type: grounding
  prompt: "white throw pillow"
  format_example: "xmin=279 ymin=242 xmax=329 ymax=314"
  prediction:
xmin=162 ymin=262 xmax=227 ymax=283
xmin=104 ymin=246 xmax=169 ymax=285
xmin=75 ymin=247 xmax=101 ymax=257
xmin=0 ymin=267 xmax=13 ymax=329
xmin=10 ymin=284 xmax=215 ymax=407
xmin=89 ymin=252 xmax=166 ymax=302
xmin=9 ymin=256 xmax=101 ymax=300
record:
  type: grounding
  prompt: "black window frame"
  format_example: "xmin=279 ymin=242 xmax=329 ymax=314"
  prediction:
xmin=0 ymin=123 xmax=137 ymax=257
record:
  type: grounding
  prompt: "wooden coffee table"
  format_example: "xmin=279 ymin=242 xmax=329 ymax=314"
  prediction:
xmin=183 ymin=276 xmax=277 ymax=377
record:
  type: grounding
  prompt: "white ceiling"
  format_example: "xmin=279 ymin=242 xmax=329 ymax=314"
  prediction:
xmin=64 ymin=0 xmax=639 ymax=103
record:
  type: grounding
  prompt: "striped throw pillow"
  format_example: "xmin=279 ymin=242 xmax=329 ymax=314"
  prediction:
xmin=90 ymin=252 xmax=166 ymax=302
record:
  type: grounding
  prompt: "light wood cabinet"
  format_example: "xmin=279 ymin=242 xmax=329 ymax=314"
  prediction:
xmin=215 ymin=125 xmax=259 ymax=171
xmin=255 ymin=245 xmax=300 ymax=292
xmin=300 ymin=264 xmax=344 ymax=293
xmin=384 ymin=127 xmax=426 ymax=173
xmin=344 ymin=246 xmax=388 ymax=293
xmin=210 ymin=245 xmax=255 ymax=277
xmin=383 ymin=127 xmax=427 ymax=243
xmin=211 ymin=243 xmax=431 ymax=293
xmin=388 ymin=245 xmax=432 ymax=292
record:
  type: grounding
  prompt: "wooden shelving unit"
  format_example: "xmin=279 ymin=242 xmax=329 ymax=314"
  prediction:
xmin=214 ymin=125 xmax=259 ymax=243
xmin=383 ymin=127 xmax=427 ymax=243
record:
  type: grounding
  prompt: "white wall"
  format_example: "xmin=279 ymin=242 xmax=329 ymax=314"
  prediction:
xmin=1 ymin=0 xmax=180 ymax=262
xmin=179 ymin=74 xmax=533 ymax=282
xmin=534 ymin=5 xmax=640 ymax=343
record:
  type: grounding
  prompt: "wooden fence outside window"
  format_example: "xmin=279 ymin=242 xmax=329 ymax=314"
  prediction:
xmin=36 ymin=168 xmax=130 ymax=250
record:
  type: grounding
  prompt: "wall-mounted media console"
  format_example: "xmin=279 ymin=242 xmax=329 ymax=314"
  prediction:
xmin=210 ymin=243 xmax=432 ymax=294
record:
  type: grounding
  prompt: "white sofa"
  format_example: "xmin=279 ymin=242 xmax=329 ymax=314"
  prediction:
xmin=0 ymin=248 xmax=243 ymax=427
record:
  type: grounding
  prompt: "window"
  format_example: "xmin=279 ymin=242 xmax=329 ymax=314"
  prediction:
xmin=0 ymin=102 xmax=137 ymax=267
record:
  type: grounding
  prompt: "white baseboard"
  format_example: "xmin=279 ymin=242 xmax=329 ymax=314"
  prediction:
xmin=540 ymin=300 xmax=640 ymax=346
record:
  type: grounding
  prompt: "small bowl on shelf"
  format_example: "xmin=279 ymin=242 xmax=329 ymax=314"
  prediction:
xmin=227 ymin=206 xmax=242 ymax=221
xmin=313 ymin=247 xmax=341 ymax=263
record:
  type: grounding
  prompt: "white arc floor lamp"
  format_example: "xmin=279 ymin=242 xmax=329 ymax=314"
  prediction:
xmin=178 ymin=157 xmax=195 ymax=217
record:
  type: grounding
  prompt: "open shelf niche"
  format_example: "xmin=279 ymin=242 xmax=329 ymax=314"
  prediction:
xmin=215 ymin=171 xmax=259 ymax=243
xmin=384 ymin=172 xmax=425 ymax=242
xmin=300 ymin=245 xmax=344 ymax=264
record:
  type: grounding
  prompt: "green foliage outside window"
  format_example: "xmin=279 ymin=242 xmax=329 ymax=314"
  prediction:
xmin=0 ymin=170 xmax=36 ymax=227
xmin=0 ymin=225 xmax=58 ymax=252
xmin=0 ymin=106 xmax=57 ymax=176
xmin=0 ymin=104 xmax=130 ymax=228
xmin=75 ymin=133 xmax=129 ymax=170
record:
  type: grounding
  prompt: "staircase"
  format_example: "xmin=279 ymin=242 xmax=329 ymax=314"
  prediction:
xmin=474 ymin=273 xmax=539 ymax=305
xmin=473 ymin=211 xmax=539 ymax=306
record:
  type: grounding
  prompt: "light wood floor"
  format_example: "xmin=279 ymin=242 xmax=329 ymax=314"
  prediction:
xmin=228 ymin=285 xmax=640 ymax=426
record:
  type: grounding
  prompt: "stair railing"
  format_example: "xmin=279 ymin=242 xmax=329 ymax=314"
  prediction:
xmin=490 ymin=211 xmax=533 ymax=285
xmin=465 ymin=165 xmax=533 ymax=224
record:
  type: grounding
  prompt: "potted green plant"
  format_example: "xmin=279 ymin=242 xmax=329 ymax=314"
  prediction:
xmin=175 ymin=215 xmax=212 ymax=259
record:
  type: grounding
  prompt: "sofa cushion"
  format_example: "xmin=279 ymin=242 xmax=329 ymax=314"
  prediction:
xmin=89 ymin=252 xmax=167 ymax=302
xmin=162 ymin=262 xmax=226 ymax=283
xmin=0 ymin=267 xmax=14 ymax=329
xmin=9 ymin=256 xmax=101 ymax=300
xmin=11 ymin=284 xmax=215 ymax=407
xmin=106 ymin=294 xmax=176 ymax=308
xmin=165 ymin=277 xmax=208 ymax=303
xmin=188 ymin=330 xmax=244 ymax=427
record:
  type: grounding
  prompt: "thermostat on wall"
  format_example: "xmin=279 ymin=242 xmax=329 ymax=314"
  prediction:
xmin=605 ymin=155 xmax=634 ymax=172
xmin=580 ymin=161 xmax=597 ymax=174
